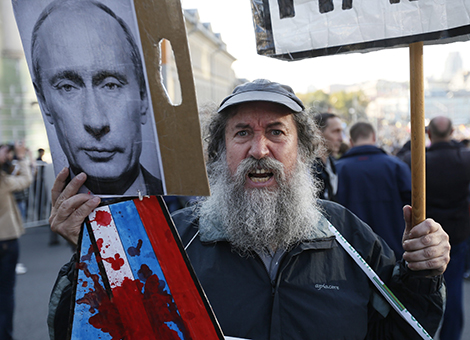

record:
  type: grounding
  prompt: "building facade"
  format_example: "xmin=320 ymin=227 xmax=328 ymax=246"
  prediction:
xmin=0 ymin=0 xmax=46 ymax=155
xmin=159 ymin=9 xmax=238 ymax=108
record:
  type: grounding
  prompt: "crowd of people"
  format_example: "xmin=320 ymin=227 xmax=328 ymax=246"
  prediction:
xmin=313 ymin=113 xmax=470 ymax=340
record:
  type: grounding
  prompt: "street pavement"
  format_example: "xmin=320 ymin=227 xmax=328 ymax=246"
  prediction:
xmin=14 ymin=226 xmax=75 ymax=340
xmin=13 ymin=225 xmax=470 ymax=340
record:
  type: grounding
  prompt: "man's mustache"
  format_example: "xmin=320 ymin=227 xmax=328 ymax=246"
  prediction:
xmin=234 ymin=157 xmax=286 ymax=184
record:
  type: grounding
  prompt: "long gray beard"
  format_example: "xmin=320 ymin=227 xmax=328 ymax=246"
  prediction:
xmin=198 ymin=154 xmax=323 ymax=255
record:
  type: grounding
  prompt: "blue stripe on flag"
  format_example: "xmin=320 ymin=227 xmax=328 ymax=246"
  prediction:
xmin=109 ymin=200 xmax=170 ymax=294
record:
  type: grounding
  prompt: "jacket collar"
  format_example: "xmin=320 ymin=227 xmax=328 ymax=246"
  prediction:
xmin=427 ymin=141 xmax=458 ymax=151
xmin=198 ymin=207 xmax=335 ymax=243
xmin=341 ymin=145 xmax=386 ymax=159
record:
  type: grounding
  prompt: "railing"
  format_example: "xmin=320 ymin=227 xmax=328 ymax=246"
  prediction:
xmin=16 ymin=162 xmax=53 ymax=228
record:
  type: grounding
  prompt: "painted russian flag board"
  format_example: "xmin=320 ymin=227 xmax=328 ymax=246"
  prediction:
xmin=70 ymin=196 xmax=223 ymax=340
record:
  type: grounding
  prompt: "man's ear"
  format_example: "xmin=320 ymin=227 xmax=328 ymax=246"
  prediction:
xmin=33 ymin=82 xmax=54 ymax=125
xmin=140 ymin=91 xmax=149 ymax=125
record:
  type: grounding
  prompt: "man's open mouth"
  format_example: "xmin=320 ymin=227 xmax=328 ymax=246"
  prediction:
xmin=248 ymin=168 xmax=274 ymax=183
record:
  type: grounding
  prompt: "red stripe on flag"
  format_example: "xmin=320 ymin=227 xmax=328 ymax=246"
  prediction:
xmin=134 ymin=196 xmax=223 ymax=339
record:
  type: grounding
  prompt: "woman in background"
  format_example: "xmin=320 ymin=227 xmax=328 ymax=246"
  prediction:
xmin=0 ymin=142 xmax=33 ymax=340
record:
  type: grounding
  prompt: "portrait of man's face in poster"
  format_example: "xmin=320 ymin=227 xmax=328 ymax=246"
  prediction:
xmin=13 ymin=0 xmax=165 ymax=196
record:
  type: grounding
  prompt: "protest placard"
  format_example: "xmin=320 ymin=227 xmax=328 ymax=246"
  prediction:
xmin=12 ymin=0 xmax=209 ymax=197
xmin=253 ymin=0 xmax=470 ymax=60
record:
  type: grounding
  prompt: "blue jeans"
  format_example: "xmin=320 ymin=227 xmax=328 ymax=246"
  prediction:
xmin=439 ymin=241 xmax=467 ymax=340
xmin=0 ymin=239 xmax=19 ymax=340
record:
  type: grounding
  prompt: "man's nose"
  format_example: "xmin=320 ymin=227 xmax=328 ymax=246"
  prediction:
xmin=83 ymin=91 xmax=110 ymax=141
xmin=84 ymin=125 xmax=110 ymax=141
xmin=248 ymin=134 xmax=270 ymax=160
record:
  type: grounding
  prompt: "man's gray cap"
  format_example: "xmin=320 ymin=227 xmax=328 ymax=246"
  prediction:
xmin=217 ymin=79 xmax=305 ymax=113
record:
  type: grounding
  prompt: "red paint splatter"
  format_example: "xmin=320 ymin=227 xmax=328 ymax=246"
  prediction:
xmin=76 ymin=262 xmax=191 ymax=339
xmin=95 ymin=238 xmax=104 ymax=252
xmin=143 ymin=274 xmax=192 ymax=339
xmin=103 ymin=254 xmax=125 ymax=271
xmin=90 ymin=210 xmax=112 ymax=227
xmin=81 ymin=243 xmax=95 ymax=262
xmin=76 ymin=262 xmax=113 ymax=316
xmin=128 ymin=239 xmax=143 ymax=257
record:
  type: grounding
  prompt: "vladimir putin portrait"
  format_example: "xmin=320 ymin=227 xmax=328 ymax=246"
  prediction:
xmin=30 ymin=0 xmax=163 ymax=196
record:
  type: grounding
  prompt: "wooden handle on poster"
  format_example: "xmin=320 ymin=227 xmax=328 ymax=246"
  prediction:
xmin=409 ymin=42 xmax=426 ymax=227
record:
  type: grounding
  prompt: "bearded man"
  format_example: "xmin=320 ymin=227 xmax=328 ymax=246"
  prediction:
xmin=49 ymin=79 xmax=449 ymax=340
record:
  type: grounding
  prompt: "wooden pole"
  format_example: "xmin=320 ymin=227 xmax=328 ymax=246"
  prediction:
xmin=409 ymin=42 xmax=426 ymax=227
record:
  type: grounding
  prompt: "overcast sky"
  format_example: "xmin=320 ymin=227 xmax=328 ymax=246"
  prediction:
xmin=181 ymin=0 xmax=470 ymax=93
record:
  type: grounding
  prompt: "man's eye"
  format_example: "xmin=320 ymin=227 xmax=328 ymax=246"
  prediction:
xmin=271 ymin=130 xmax=283 ymax=136
xmin=236 ymin=131 xmax=248 ymax=137
xmin=103 ymin=82 xmax=121 ymax=90
xmin=55 ymin=83 xmax=77 ymax=92
xmin=61 ymin=84 xmax=74 ymax=92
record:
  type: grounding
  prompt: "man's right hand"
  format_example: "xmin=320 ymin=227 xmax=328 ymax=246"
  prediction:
xmin=49 ymin=167 xmax=101 ymax=246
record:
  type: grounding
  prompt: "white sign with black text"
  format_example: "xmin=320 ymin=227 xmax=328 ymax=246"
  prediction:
xmin=253 ymin=0 xmax=470 ymax=60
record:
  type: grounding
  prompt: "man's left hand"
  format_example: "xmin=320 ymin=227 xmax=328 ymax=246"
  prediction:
xmin=402 ymin=205 xmax=450 ymax=277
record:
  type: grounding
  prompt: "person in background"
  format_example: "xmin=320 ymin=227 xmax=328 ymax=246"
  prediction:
xmin=37 ymin=148 xmax=45 ymax=162
xmin=335 ymin=121 xmax=412 ymax=259
xmin=0 ymin=142 xmax=33 ymax=340
xmin=5 ymin=144 xmax=30 ymax=222
xmin=404 ymin=116 xmax=470 ymax=340
xmin=337 ymin=141 xmax=350 ymax=159
xmin=396 ymin=139 xmax=411 ymax=161
xmin=311 ymin=113 xmax=343 ymax=201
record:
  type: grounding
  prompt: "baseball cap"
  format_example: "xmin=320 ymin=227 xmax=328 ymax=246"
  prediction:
xmin=217 ymin=79 xmax=305 ymax=113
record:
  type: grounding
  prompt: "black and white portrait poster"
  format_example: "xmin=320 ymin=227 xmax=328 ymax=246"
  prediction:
xmin=13 ymin=0 xmax=165 ymax=196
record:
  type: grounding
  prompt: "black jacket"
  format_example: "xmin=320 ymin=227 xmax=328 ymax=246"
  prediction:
xmin=311 ymin=156 xmax=337 ymax=201
xmin=141 ymin=165 xmax=163 ymax=195
xmin=404 ymin=142 xmax=470 ymax=245
xmin=174 ymin=200 xmax=444 ymax=340
xmin=335 ymin=145 xmax=411 ymax=259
